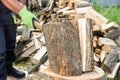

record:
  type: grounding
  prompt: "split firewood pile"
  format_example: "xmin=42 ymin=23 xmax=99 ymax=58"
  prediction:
xmin=14 ymin=0 xmax=120 ymax=79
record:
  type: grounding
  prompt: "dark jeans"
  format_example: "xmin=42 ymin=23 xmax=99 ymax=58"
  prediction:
xmin=0 ymin=2 xmax=17 ymax=80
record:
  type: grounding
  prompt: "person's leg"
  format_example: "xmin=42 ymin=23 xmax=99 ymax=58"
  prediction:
xmin=0 ymin=1 xmax=25 ymax=79
xmin=4 ymin=24 xmax=25 ymax=78
xmin=0 ymin=23 xmax=7 ymax=80
xmin=4 ymin=24 xmax=16 ymax=65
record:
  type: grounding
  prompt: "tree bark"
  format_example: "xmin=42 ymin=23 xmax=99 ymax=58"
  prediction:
xmin=102 ymin=48 xmax=119 ymax=73
xmin=104 ymin=28 xmax=120 ymax=40
xmin=43 ymin=19 xmax=82 ymax=76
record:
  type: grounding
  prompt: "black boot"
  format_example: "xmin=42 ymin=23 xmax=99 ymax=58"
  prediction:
xmin=7 ymin=64 xmax=25 ymax=78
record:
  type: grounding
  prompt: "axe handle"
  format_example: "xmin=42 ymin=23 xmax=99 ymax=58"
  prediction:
xmin=34 ymin=21 xmax=43 ymax=31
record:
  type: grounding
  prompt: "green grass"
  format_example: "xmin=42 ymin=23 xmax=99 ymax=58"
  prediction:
xmin=93 ymin=1 xmax=120 ymax=26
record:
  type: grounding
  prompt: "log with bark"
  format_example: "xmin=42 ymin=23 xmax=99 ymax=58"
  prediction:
xmin=104 ymin=28 xmax=120 ymax=40
xmin=43 ymin=18 xmax=94 ymax=76
xmin=102 ymin=49 xmax=119 ymax=73
xmin=43 ymin=19 xmax=83 ymax=76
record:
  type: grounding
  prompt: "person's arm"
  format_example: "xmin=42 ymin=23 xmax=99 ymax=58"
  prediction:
xmin=1 ymin=0 xmax=23 ymax=14
xmin=18 ymin=0 xmax=26 ymax=5
xmin=1 ymin=0 xmax=42 ymax=30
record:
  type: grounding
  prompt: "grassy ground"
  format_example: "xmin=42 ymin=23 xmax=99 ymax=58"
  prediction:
xmin=93 ymin=1 xmax=120 ymax=26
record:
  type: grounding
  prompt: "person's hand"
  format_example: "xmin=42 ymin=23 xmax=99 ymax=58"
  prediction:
xmin=18 ymin=7 xmax=40 ymax=29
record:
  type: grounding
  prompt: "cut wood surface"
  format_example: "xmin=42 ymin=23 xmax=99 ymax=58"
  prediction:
xmin=93 ymin=36 xmax=98 ymax=48
xmin=40 ymin=66 xmax=104 ymax=80
xmin=33 ymin=38 xmax=42 ymax=49
xmin=107 ymin=62 xmax=120 ymax=79
xmin=58 ymin=0 xmax=68 ymax=9
xmin=75 ymin=0 xmax=91 ymax=9
xmin=33 ymin=46 xmax=47 ymax=61
xmin=16 ymin=26 xmax=24 ymax=36
xmin=78 ymin=18 xmax=94 ymax=72
xmin=100 ymin=51 xmax=106 ymax=63
xmin=21 ymin=45 xmax=36 ymax=57
xmin=102 ymin=45 xmax=120 ymax=53
xmin=21 ymin=41 xmax=34 ymax=53
xmin=102 ymin=45 xmax=112 ymax=53
xmin=90 ymin=8 xmax=108 ymax=24
xmin=16 ymin=35 xmax=21 ymax=43
xmin=43 ymin=19 xmax=82 ymax=76
xmin=63 ymin=10 xmax=77 ymax=15
xmin=57 ymin=7 xmax=71 ymax=13
xmin=93 ymin=25 xmax=101 ymax=31
xmin=44 ymin=59 xmax=49 ymax=67
xmin=19 ymin=26 xmax=30 ymax=42
xmin=39 ymin=36 xmax=46 ymax=44
xmin=76 ymin=6 xmax=92 ymax=14
xmin=101 ymin=22 xmax=119 ymax=32
xmin=32 ymin=33 xmax=42 ymax=49
xmin=95 ymin=48 xmax=101 ymax=55
xmin=68 ymin=14 xmax=84 ymax=21
xmin=98 ymin=37 xmax=116 ymax=47
xmin=94 ymin=53 xmax=99 ymax=62
xmin=85 ymin=8 xmax=108 ymax=26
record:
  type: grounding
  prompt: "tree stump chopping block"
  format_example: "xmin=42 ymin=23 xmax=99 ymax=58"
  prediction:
xmin=40 ymin=66 xmax=105 ymax=80
xmin=43 ymin=19 xmax=82 ymax=76
xmin=43 ymin=18 xmax=94 ymax=76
